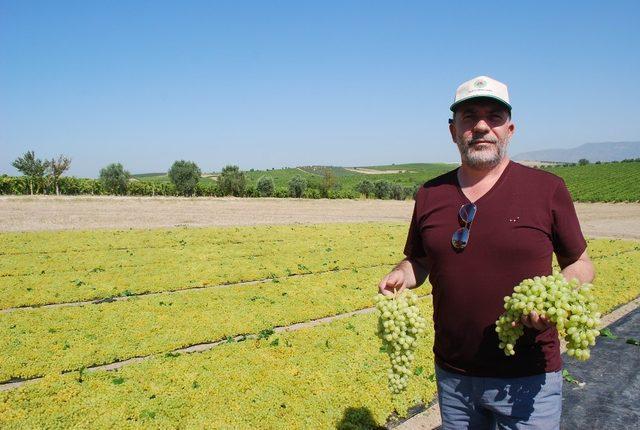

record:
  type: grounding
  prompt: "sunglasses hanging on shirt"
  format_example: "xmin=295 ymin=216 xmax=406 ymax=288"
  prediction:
xmin=451 ymin=203 xmax=477 ymax=250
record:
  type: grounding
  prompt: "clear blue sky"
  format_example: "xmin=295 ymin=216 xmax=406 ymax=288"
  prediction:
xmin=2 ymin=1 xmax=639 ymax=177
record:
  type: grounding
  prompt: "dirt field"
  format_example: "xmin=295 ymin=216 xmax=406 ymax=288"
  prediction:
xmin=343 ymin=167 xmax=412 ymax=174
xmin=1 ymin=196 xmax=639 ymax=240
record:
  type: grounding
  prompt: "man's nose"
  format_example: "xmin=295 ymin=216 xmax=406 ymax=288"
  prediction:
xmin=472 ymin=119 xmax=491 ymax=133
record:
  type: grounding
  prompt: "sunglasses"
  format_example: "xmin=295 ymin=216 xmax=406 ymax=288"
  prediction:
xmin=451 ymin=203 xmax=477 ymax=250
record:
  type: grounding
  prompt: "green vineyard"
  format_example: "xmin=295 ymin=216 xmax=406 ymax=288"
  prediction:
xmin=130 ymin=160 xmax=640 ymax=202
xmin=544 ymin=161 xmax=640 ymax=202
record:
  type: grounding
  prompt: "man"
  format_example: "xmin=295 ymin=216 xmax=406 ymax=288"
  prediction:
xmin=378 ymin=76 xmax=595 ymax=429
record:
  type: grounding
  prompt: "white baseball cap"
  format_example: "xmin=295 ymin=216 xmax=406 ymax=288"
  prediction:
xmin=450 ymin=75 xmax=511 ymax=112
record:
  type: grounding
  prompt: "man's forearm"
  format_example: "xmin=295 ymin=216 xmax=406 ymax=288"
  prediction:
xmin=393 ymin=258 xmax=429 ymax=289
xmin=561 ymin=259 xmax=595 ymax=285
xmin=558 ymin=250 xmax=595 ymax=285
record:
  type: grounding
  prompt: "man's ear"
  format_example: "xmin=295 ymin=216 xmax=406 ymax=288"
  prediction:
xmin=508 ymin=121 xmax=515 ymax=139
xmin=449 ymin=121 xmax=457 ymax=143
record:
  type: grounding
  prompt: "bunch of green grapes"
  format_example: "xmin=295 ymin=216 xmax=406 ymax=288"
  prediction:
xmin=495 ymin=272 xmax=601 ymax=361
xmin=374 ymin=290 xmax=427 ymax=393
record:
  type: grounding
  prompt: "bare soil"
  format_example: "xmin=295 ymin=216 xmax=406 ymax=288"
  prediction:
xmin=0 ymin=196 xmax=639 ymax=240
xmin=343 ymin=168 xmax=413 ymax=174
xmin=0 ymin=196 xmax=413 ymax=232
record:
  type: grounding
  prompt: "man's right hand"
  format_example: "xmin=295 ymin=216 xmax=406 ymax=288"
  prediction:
xmin=378 ymin=269 xmax=408 ymax=297
xmin=378 ymin=258 xmax=427 ymax=296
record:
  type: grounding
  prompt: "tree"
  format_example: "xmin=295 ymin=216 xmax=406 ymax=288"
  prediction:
xmin=288 ymin=175 xmax=307 ymax=198
xmin=99 ymin=163 xmax=130 ymax=195
xmin=218 ymin=165 xmax=246 ymax=196
xmin=12 ymin=150 xmax=49 ymax=195
xmin=168 ymin=160 xmax=201 ymax=196
xmin=374 ymin=180 xmax=392 ymax=199
xmin=256 ymin=176 xmax=275 ymax=197
xmin=320 ymin=168 xmax=336 ymax=198
xmin=390 ymin=183 xmax=405 ymax=200
xmin=578 ymin=159 xmax=590 ymax=166
xmin=48 ymin=155 xmax=72 ymax=196
xmin=405 ymin=185 xmax=418 ymax=200
xmin=355 ymin=180 xmax=374 ymax=198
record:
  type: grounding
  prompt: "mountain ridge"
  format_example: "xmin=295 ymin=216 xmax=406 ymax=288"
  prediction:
xmin=513 ymin=141 xmax=640 ymax=163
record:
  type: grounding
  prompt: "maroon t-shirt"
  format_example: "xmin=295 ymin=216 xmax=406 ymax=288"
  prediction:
xmin=404 ymin=160 xmax=587 ymax=377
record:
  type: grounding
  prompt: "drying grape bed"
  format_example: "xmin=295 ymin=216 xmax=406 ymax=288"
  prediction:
xmin=1 ymin=225 xmax=639 ymax=428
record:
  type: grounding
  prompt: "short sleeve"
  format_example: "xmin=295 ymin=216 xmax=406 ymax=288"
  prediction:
xmin=403 ymin=201 xmax=427 ymax=260
xmin=551 ymin=180 xmax=587 ymax=262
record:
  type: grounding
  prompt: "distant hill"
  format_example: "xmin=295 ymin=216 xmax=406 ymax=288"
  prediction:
xmin=513 ymin=141 xmax=640 ymax=163
xmin=132 ymin=163 xmax=456 ymax=195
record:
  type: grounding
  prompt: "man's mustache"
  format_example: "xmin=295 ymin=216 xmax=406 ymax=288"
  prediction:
xmin=469 ymin=137 xmax=498 ymax=145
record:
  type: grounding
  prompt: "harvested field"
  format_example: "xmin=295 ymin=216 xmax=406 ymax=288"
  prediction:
xmin=0 ymin=196 xmax=411 ymax=232
xmin=343 ymin=168 xmax=413 ymax=174
xmin=1 ymin=196 xmax=640 ymax=239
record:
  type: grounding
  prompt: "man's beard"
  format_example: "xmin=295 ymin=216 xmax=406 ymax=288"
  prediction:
xmin=456 ymin=135 xmax=509 ymax=169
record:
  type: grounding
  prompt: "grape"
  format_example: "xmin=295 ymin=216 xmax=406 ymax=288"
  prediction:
xmin=495 ymin=272 xmax=600 ymax=361
xmin=373 ymin=290 xmax=427 ymax=393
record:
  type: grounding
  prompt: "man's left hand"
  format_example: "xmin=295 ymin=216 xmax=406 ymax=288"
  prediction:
xmin=512 ymin=311 xmax=553 ymax=331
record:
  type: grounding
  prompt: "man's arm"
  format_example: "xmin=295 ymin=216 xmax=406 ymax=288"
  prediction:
xmin=558 ymin=249 xmax=595 ymax=284
xmin=378 ymin=257 xmax=430 ymax=296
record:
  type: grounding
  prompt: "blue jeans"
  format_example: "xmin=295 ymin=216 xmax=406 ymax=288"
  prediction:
xmin=435 ymin=365 xmax=563 ymax=429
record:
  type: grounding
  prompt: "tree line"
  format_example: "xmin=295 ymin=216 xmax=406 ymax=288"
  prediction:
xmin=10 ymin=151 xmax=71 ymax=195
xmin=3 ymin=150 xmax=418 ymax=200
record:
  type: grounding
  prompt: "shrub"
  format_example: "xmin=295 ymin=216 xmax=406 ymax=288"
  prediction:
xmin=302 ymin=188 xmax=321 ymax=199
xmin=274 ymin=188 xmax=289 ymax=198
xmin=194 ymin=182 xmax=218 ymax=197
xmin=218 ymin=165 xmax=246 ymax=196
xmin=390 ymin=183 xmax=405 ymax=200
xmin=0 ymin=175 xmax=28 ymax=194
xmin=256 ymin=176 xmax=275 ymax=197
xmin=124 ymin=181 xmax=178 ymax=197
xmin=99 ymin=163 xmax=130 ymax=195
xmin=355 ymin=180 xmax=374 ymax=198
xmin=346 ymin=190 xmax=359 ymax=199
xmin=374 ymin=180 xmax=392 ymax=199
xmin=288 ymin=175 xmax=307 ymax=198
xmin=168 ymin=160 xmax=201 ymax=196
xmin=127 ymin=181 xmax=155 ymax=196
xmin=319 ymin=168 xmax=336 ymax=198
xmin=244 ymin=184 xmax=258 ymax=197
xmin=332 ymin=189 xmax=358 ymax=199
xmin=406 ymin=185 xmax=419 ymax=200
xmin=59 ymin=177 xmax=104 ymax=195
